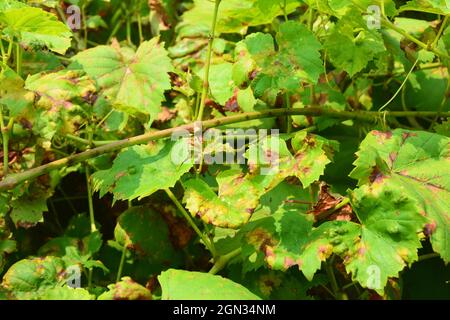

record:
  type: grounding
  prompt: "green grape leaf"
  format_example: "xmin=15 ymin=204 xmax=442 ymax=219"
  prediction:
xmin=400 ymin=0 xmax=450 ymax=14
xmin=403 ymin=68 xmax=450 ymax=112
xmin=158 ymin=269 xmax=262 ymax=300
xmin=21 ymin=50 xmax=63 ymax=76
xmin=236 ymin=21 xmax=322 ymax=102
xmin=1 ymin=256 xmax=66 ymax=299
xmin=324 ymin=9 xmax=386 ymax=76
xmin=71 ymin=38 xmax=173 ymax=121
xmin=0 ymin=0 xmax=27 ymax=10
xmin=114 ymin=206 xmax=182 ymax=269
xmin=181 ymin=0 xmax=301 ymax=34
xmin=0 ymin=6 xmax=72 ymax=54
xmin=10 ymin=196 xmax=47 ymax=228
xmin=183 ymin=169 xmax=260 ymax=229
xmin=198 ymin=62 xmax=235 ymax=105
xmin=228 ymin=267 xmax=326 ymax=300
xmin=0 ymin=67 xmax=34 ymax=117
xmin=0 ymin=240 xmax=16 ymax=274
xmin=40 ymin=286 xmax=95 ymax=300
xmin=97 ymin=277 xmax=152 ymax=300
xmin=350 ymin=129 xmax=450 ymax=262
xmin=92 ymin=140 xmax=193 ymax=202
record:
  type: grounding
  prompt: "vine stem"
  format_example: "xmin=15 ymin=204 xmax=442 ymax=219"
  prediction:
xmin=196 ymin=0 xmax=221 ymax=121
xmin=208 ymin=248 xmax=242 ymax=275
xmin=0 ymin=108 xmax=448 ymax=191
xmin=85 ymin=162 xmax=96 ymax=291
xmin=325 ymin=257 xmax=340 ymax=298
xmin=82 ymin=4 xmax=88 ymax=49
xmin=379 ymin=58 xmax=419 ymax=111
xmin=85 ymin=165 xmax=97 ymax=233
xmin=382 ymin=19 xmax=450 ymax=60
xmin=84 ymin=122 xmax=96 ymax=290
xmin=0 ymin=39 xmax=6 ymax=60
xmin=285 ymin=93 xmax=292 ymax=134
xmin=418 ymin=252 xmax=440 ymax=261
xmin=137 ymin=12 xmax=144 ymax=44
xmin=165 ymin=188 xmax=217 ymax=259
xmin=0 ymin=109 xmax=8 ymax=175
xmin=15 ymin=43 xmax=22 ymax=75
xmin=0 ymin=39 xmax=13 ymax=66
xmin=0 ymin=108 xmax=14 ymax=177
xmin=281 ymin=0 xmax=288 ymax=22
xmin=430 ymin=75 xmax=450 ymax=128
xmin=116 ymin=244 xmax=127 ymax=282
xmin=431 ymin=16 xmax=449 ymax=49
xmin=350 ymin=0 xmax=450 ymax=60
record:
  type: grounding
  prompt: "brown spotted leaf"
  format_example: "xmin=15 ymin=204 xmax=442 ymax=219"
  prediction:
xmin=97 ymin=277 xmax=152 ymax=300
xmin=246 ymin=132 xmax=338 ymax=189
xmin=1 ymin=256 xmax=66 ymax=299
xmin=217 ymin=182 xmax=427 ymax=294
xmin=183 ymin=169 xmax=260 ymax=229
xmin=350 ymin=129 xmax=450 ymax=263
xmin=25 ymin=69 xmax=96 ymax=110
xmin=345 ymin=182 xmax=427 ymax=294
xmin=218 ymin=205 xmax=359 ymax=281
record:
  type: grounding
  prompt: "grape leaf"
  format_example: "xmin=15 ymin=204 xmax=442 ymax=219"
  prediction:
xmin=324 ymin=8 xmax=385 ymax=76
xmin=230 ymin=206 xmax=359 ymax=281
xmin=0 ymin=6 xmax=72 ymax=54
xmin=181 ymin=0 xmax=301 ymax=34
xmin=1 ymin=256 xmax=66 ymax=299
xmin=400 ymin=0 xmax=450 ymax=14
xmin=0 ymin=0 xmax=27 ymax=10
xmin=183 ymin=169 xmax=260 ymax=229
xmin=40 ymin=286 xmax=94 ymax=300
xmin=25 ymin=69 xmax=96 ymax=110
xmin=158 ymin=269 xmax=262 ymax=300
xmin=98 ymin=277 xmax=152 ymax=300
xmin=403 ymin=68 xmax=450 ymax=112
xmin=236 ymin=21 xmax=322 ymax=103
xmin=71 ymin=38 xmax=173 ymax=122
xmin=24 ymin=69 xmax=96 ymax=143
xmin=350 ymin=129 xmax=450 ymax=263
xmin=246 ymin=133 xmax=337 ymax=189
xmin=92 ymin=140 xmax=193 ymax=202
xmin=344 ymin=183 xmax=427 ymax=294
xmin=217 ymin=180 xmax=428 ymax=293
xmin=114 ymin=206 xmax=182 ymax=271
xmin=0 ymin=67 xmax=34 ymax=117
xmin=10 ymin=196 xmax=47 ymax=228
xmin=198 ymin=62 xmax=235 ymax=105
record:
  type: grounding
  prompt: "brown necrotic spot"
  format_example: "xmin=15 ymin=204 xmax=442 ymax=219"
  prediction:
xmin=424 ymin=221 xmax=437 ymax=236
xmin=369 ymin=166 xmax=384 ymax=184
xmin=372 ymin=130 xmax=392 ymax=139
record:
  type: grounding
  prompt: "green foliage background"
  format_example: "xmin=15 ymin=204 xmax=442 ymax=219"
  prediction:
xmin=0 ymin=0 xmax=449 ymax=300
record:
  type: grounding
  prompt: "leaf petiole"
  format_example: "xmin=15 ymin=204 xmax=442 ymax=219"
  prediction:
xmin=165 ymin=188 xmax=218 ymax=260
